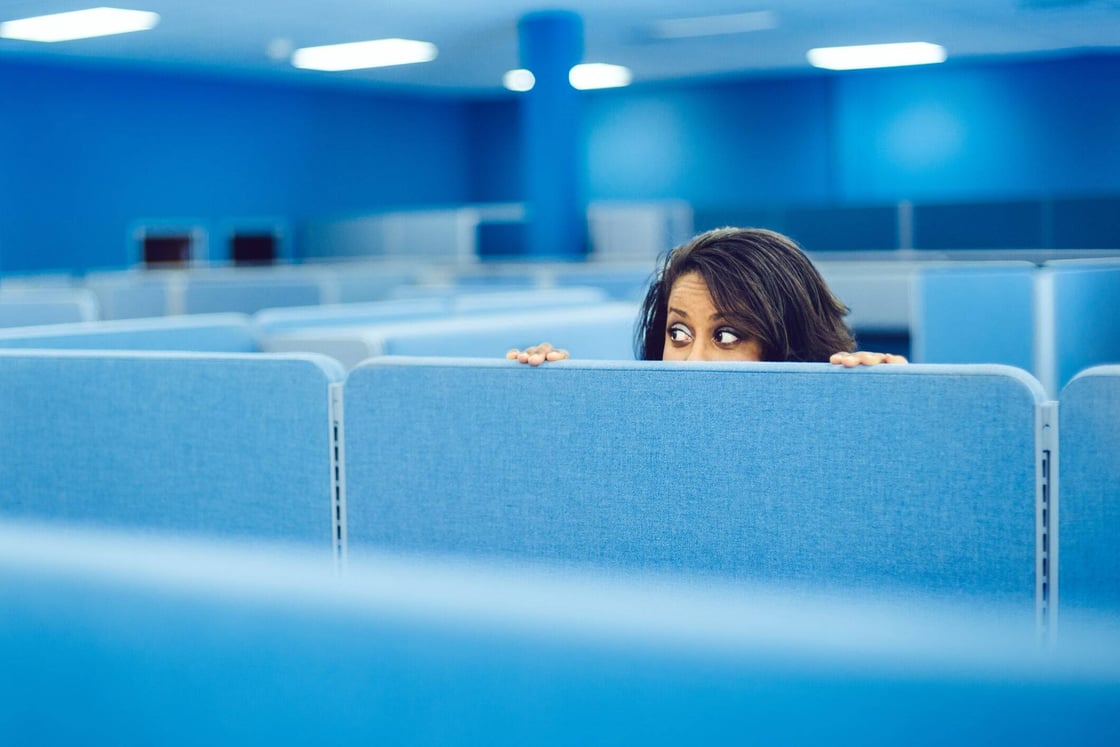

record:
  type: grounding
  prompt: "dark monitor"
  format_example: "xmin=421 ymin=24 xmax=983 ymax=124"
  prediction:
xmin=231 ymin=232 xmax=278 ymax=265
xmin=142 ymin=234 xmax=193 ymax=267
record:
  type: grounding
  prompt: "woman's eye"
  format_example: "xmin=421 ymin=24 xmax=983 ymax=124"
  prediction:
xmin=714 ymin=328 xmax=742 ymax=345
xmin=667 ymin=324 xmax=692 ymax=343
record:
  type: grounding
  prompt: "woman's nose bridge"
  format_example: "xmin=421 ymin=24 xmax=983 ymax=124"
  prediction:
xmin=686 ymin=341 xmax=712 ymax=361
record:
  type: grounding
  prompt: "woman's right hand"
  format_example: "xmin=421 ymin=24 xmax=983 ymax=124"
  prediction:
xmin=506 ymin=342 xmax=570 ymax=366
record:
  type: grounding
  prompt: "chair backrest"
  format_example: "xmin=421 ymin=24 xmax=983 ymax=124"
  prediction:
xmin=7 ymin=519 xmax=1117 ymax=746
xmin=0 ymin=351 xmax=343 ymax=549
xmin=0 ymin=313 xmax=258 ymax=353
xmin=1059 ymin=365 xmax=1120 ymax=632
xmin=343 ymin=358 xmax=1047 ymax=616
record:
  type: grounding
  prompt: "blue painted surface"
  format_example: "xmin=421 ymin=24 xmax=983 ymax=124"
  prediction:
xmin=1 ymin=53 xmax=1118 ymax=271
xmin=0 ymin=60 xmax=471 ymax=272
xmin=518 ymin=11 xmax=586 ymax=258
xmin=833 ymin=55 xmax=1120 ymax=203
xmin=582 ymin=75 xmax=833 ymax=206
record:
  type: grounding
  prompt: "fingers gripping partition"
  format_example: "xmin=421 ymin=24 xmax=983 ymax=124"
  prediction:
xmin=0 ymin=350 xmax=345 ymax=550
xmin=342 ymin=359 xmax=1050 ymax=619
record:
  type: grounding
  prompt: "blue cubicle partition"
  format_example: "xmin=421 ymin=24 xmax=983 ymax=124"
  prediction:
xmin=1042 ymin=259 xmax=1120 ymax=394
xmin=3 ymin=519 xmax=1119 ymax=746
xmin=911 ymin=262 xmax=1036 ymax=370
xmin=913 ymin=260 xmax=1120 ymax=396
xmin=182 ymin=275 xmax=328 ymax=314
xmin=0 ymin=313 xmax=258 ymax=352
xmin=343 ymin=359 xmax=1048 ymax=619
xmin=253 ymin=288 xmax=609 ymax=337
xmin=1059 ymin=366 xmax=1120 ymax=634
xmin=0 ymin=351 xmax=343 ymax=549
xmin=0 ymin=289 xmax=100 ymax=327
xmin=84 ymin=272 xmax=173 ymax=319
xmin=263 ymin=303 xmax=638 ymax=369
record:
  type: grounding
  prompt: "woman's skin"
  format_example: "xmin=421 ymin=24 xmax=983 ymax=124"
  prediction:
xmin=508 ymin=271 xmax=908 ymax=367
xmin=660 ymin=272 xmax=764 ymax=362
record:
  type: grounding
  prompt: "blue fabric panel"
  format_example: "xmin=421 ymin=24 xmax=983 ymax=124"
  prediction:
xmin=253 ymin=298 xmax=450 ymax=336
xmin=911 ymin=264 xmax=1036 ymax=370
xmin=816 ymin=261 xmax=915 ymax=334
xmin=0 ymin=313 xmax=258 ymax=352
xmin=552 ymin=269 xmax=653 ymax=301
xmin=3 ymin=520 xmax=1120 ymax=746
xmin=378 ymin=304 xmax=638 ymax=360
xmin=1059 ymin=366 xmax=1120 ymax=627
xmin=331 ymin=267 xmax=420 ymax=303
xmin=449 ymin=287 xmax=608 ymax=314
xmin=1048 ymin=261 xmax=1120 ymax=391
xmin=344 ymin=359 xmax=1043 ymax=608
xmin=84 ymin=276 xmax=170 ymax=320
xmin=0 ymin=351 xmax=343 ymax=546
xmin=183 ymin=278 xmax=324 ymax=314
xmin=0 ymin=299 xmax=96 ymax=327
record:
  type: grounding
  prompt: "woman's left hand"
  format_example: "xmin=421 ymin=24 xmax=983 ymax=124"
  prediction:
xmin=829 ymin=351 xmax=909 ymax=367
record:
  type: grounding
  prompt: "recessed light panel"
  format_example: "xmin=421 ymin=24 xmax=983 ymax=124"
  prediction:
xmin=807 ymin=42 xmax=946 ymax=71
xmin=649 ymin=11 xmax=778 ymax=39
xmin=291 ymin=38 xmax=437 ymax=72
xmin=569 ymin=63 xmax=632 ymax=90
xmin=0 ymin=7 xmax=159 ymax=42
xmin=503 ymin=68 xmax=536 ymax=92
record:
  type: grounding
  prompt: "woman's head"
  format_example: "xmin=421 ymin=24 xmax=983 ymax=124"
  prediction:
xmin=635 ymin=227 xmax=855 ymax=362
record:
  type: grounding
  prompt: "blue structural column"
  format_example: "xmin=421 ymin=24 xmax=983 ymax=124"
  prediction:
xmin=518 ymin=11 xmax=586 ymax=259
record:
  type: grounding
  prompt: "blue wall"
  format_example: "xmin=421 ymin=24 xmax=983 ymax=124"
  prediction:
xmin=573 ymin=53 xmax=1120 ymax=208
xmin=1 ymin=52 xmax=1118 ymax=272
xmin=0 ymin=60 xmax=471 ymax=272
xmin=834 ymin=54 xmax=1120 ymax=203
xmin=582 ymin=75 xmax=835 ymax=205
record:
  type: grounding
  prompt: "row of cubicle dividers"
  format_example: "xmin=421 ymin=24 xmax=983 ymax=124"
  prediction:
xmin=2 ymin=254 xmax=1119 ymax=740
xmin=2 ymin=348 xmax=1118 ymax=638
xmin=2 ymin=253 xmax=1117 ymax=394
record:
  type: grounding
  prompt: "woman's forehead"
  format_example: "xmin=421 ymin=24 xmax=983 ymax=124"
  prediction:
xmin=667 ymin=272 xmax=718 ymax=312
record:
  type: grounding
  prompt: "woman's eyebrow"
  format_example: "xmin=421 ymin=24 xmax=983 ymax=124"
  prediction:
xmin=668 ymin=306 xmax=689 ymax=318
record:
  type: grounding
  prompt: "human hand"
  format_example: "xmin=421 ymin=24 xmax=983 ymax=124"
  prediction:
xmin=506 ymin=342 xmax=570 ymax=366
xmin=829 ymin=351 xmax=909 ymax=367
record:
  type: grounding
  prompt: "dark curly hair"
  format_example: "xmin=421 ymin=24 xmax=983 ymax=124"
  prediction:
xmin=635 ymin=227 xmax=855 ymax=361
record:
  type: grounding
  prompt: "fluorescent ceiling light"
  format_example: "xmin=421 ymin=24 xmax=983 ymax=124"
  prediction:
xmin=649 ymin=11 xmax=778 ymax=39
xmin=0 ymin=7 xmax=159 ymax=42
xmin=807 ymin=42 xmax=946 ymax=71
xmin=569 ymin=63 xmax=632 ymax=90
xmin=503 ymin=68 xmax=536 ymax=92
xmin=291 ymin=38 xmax=437 ymax=72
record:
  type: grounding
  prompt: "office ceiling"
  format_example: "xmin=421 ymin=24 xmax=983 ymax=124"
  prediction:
xmin=0 ymin=0 xmax=1117 ymax=93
